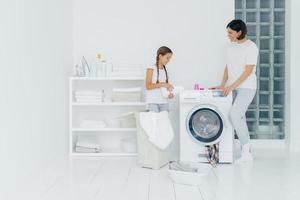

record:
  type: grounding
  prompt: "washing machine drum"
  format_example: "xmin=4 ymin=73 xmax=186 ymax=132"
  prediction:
xmin=186 ymin=107 xmax=224 ymax=145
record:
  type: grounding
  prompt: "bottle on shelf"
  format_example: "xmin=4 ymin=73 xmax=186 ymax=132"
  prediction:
xmin=95 ymin=53 xmax=104 ymax=77
xmin=102 ymin=60 xmax=107 ymax=77
xmin=105 ymin=61 xmax=112 ymax=77
xmin=101 ymin=89 xmax=106 ymax=102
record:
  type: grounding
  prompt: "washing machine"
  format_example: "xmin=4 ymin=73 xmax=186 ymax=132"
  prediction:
xmin=179 ymin=89 xmax=233 ymax=163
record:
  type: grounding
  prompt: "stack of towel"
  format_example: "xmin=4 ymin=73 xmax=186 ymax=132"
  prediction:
xmin=74 ymin=91 xmax=102 ymax=103
xmin=112 ymin=87 xmax=142 ymax=102
xmin=75 ymin=141 xmax=102 ymax=153
xmin=79 ymin=120 xmax=107 ymax=128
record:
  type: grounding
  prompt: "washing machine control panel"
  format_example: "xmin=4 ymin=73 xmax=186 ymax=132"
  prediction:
xmin=180 ymin=89 xmax=231 ymax=102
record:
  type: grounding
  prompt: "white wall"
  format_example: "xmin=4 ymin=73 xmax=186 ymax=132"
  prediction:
xmin=73 ymin=0 xmax=234 ymax=89
xmin=0 ymin=0 xmax=73 ymax=188
xmin=287 ymin=0 xmax=300 ymax=152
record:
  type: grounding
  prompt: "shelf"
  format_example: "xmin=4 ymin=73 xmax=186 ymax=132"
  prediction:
xmin=70 ymin=77 xmax=144 ymax=81
xmin=70 ymin=74 xmax=144 ymax=157
xmin=72 ymin=128 xmax=137 ymax=132
xmin=72 ymin=102 xmax=146 ymax=106
xmin=71 ymin=152 xmax=137 ymax=157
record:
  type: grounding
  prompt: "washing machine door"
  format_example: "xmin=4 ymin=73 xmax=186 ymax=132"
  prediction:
xmin=186 ymin=105 xmax=224 ymax=145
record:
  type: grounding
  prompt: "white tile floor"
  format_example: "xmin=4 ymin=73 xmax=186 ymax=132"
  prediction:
xmin=1 ymin=149 xmax=300 ymax=200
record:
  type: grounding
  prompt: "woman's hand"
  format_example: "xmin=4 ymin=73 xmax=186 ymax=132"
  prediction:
xmin=209 ymin=85 xmax=225 ymax=90
xmin=223 ymin=85 xmax=235 ymax=96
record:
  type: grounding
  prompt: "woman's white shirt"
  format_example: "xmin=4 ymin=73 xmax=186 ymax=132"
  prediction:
xmin=226 ymin=39 xmax=259 ymax=89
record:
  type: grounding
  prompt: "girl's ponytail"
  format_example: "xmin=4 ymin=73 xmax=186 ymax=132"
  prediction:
xmin=155 ymin=46 xmax=172 ymax=84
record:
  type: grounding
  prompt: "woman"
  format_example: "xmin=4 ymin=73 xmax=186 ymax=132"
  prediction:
xmin=213 ymin=19 xmax=258 ymax=163
xmin=145 ymin=46 xmax=174 ymax=112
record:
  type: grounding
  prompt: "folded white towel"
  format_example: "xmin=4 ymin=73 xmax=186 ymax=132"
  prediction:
xmin=139 ymin=111 xmax=174 ymax=149
xmin=75 ymin=146 xmax=101 ymax=153
xmin=75 ymin=91 xmax=102 ymax=96
xmin=76 ymin=100 xmax=101 ymax=103
xmin=76 ymin=98 xmax=101 ymax=102
xmin=76 ymin=97 xmax=101 ymax=101
xmin=113 ymin=87 xmax=142 ymax=93
xmin=76 ymin=141 xmax=101 ymax=149
xmin=75 ymin=95 xmax=101 ymax=98
xmin=80 ymin=120 xmax=107 ymax=128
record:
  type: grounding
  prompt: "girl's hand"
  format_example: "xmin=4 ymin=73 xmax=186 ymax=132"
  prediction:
xmin=223 ymin=85 xmax=235 ymax=96
xmin=209 ymin=85 xmax=225 ymax=90
xmin=168 ymin=93 xmax=174 ymax=99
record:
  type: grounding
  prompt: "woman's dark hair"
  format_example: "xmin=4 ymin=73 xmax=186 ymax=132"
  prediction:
xmin=226 ymin=19 xmax=247 ymax=40
xmin=156 ymin=46 xmax=172 ymax=84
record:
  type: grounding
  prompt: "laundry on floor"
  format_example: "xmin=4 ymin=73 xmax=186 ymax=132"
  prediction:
xmin=74 ymin=91 xmax=102 ymax=103
xmin=75 ymin=141 xmax=102 ymax=153
xmin=169 ymin=161 xmax=198 ymax=173
xmin=168 ymin=161 xmax=209 ymax=186
xmin=139 ymin=111 xmax=174 ymax=149
xmin=112 ymin=87 xmax=142 ymax=102
xmin=79 ymin=119 xmax=107 ymax=128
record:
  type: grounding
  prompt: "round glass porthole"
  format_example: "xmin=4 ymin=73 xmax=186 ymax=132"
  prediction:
xmin=186 ymin=107 xmax=223 ymax=144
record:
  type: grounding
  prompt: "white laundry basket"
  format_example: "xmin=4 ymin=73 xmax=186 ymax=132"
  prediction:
xmin=135 ymin=112 xmax=171 ymax=170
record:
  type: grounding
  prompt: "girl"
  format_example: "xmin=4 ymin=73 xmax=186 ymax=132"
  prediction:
xmin=213 ymin=19 xmax=258 ymax=163
xmin=145 ymin=46 xmax=174 ymax=112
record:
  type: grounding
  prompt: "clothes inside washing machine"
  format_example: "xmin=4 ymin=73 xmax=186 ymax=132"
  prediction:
xmin=187 ymin=108 xmax=223 ymax=144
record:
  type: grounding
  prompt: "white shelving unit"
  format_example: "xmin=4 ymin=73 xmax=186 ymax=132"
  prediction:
xmin=69 ymin=76 xmax=146 ymax=156
xmin=72 ymin=102 xmax=146 ymax=106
